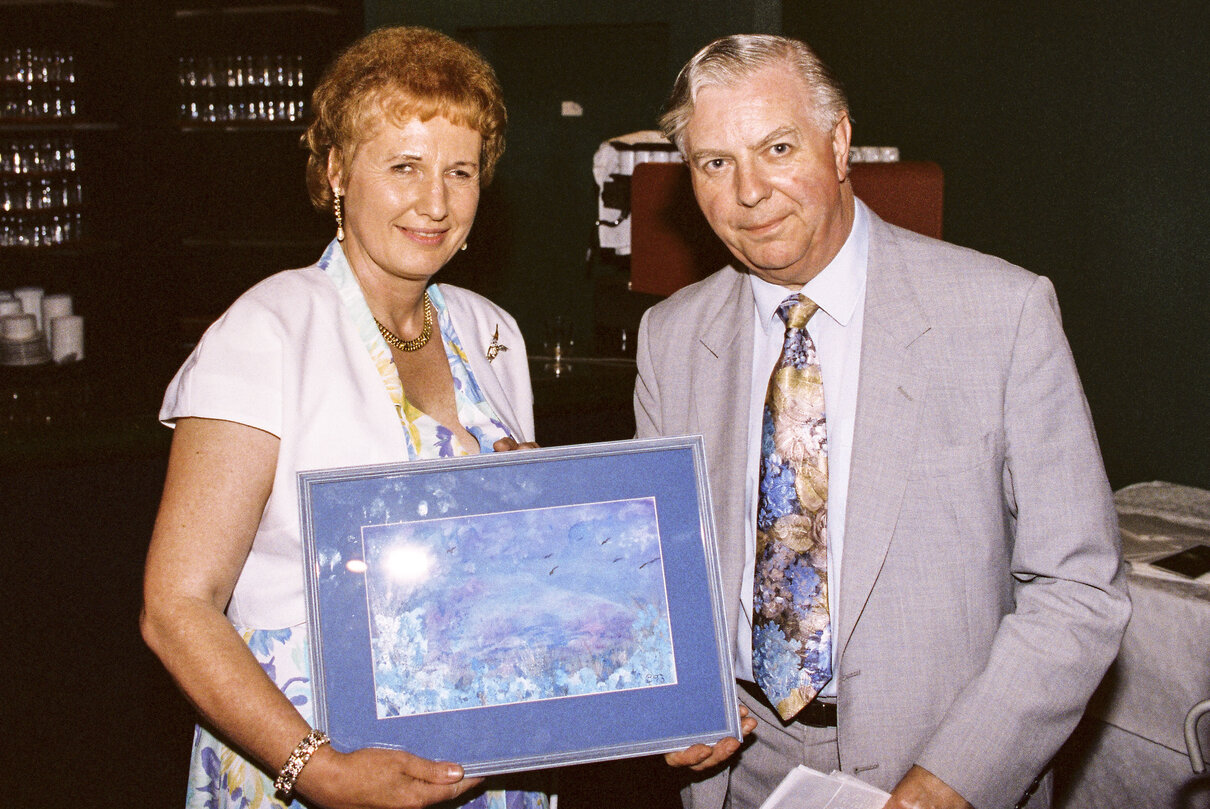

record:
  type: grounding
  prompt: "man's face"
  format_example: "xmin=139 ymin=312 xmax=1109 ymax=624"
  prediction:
xmin=682 ymin=64 xmax=853 ymax=289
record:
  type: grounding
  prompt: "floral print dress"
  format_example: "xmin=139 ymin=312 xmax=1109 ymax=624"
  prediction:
xmin=185 ymin=243 xmax=548 ymax=809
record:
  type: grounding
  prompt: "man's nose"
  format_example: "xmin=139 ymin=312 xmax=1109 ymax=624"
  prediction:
xmin=734 ymin=163 xmax=772 ymax=208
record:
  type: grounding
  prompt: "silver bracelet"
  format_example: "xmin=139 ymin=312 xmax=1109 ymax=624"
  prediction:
xmin=273 ymin=729 xmax=331 ymax=798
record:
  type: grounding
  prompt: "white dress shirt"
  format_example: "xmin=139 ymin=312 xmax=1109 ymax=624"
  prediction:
xmin=735 ymin=199 xmax=870 ymax=699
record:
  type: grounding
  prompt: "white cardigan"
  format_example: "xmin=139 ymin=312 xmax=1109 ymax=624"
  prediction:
xmin=161 ymin=266 xmax=534 ymax=628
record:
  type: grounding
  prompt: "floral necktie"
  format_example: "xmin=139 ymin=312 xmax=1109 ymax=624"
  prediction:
xmin=752 ymin=293 xmax=833 ymax=721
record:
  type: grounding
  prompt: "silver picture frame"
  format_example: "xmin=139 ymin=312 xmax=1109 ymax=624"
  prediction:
xmin=297 ymin=435 xmax=739 ymax=776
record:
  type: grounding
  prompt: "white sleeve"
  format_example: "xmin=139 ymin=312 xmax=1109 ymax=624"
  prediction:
xmin=159 ymin=289 xmax=286 ymax=438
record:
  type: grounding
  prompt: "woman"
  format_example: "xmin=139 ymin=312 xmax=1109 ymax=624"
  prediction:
xmin=141 ymin=27 xmax=546 ymax=809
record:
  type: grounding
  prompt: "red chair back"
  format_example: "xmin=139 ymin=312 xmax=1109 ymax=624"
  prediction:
xmin=628 ymin=160 xmax=943 ymax=296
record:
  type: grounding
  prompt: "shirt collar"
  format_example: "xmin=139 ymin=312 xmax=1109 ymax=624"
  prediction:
xmin=751 ymin=198 xmax=869 ymax=332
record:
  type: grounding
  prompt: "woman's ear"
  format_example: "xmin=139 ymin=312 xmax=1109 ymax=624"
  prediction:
xmin=326 ymin=149 xmax=345 ymax=197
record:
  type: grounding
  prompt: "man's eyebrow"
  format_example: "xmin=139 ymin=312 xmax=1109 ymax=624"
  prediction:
xmin=686 ymin=146 xmax=729 ymax=163
xmin=687 ymin=125 xmax=801 ymax=164
xmin=753 ymin=126 xmax=799 ymax=151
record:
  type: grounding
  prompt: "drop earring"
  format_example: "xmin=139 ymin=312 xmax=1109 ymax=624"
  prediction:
xmin=334 ymin=191 xmax=345 ymax=242
xmin=460 ymin=241 xmax=468 ymax=252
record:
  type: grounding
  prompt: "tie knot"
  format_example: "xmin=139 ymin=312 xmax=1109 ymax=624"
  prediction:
xmin=777 ymin=294 xmax=819 ymax=330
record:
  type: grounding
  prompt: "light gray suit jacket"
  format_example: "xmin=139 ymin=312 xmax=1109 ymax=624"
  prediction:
xmin=634 ymin=213 xmax=1130 ymax=809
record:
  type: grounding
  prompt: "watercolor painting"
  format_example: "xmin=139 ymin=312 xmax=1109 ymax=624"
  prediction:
xmin=361 ymin=496 xmax=676 ymax=719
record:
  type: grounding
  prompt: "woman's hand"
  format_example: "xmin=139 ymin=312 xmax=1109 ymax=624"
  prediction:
xmin=493 ymin=436 xmax=539 ymax=452
xmin=664 ymin=704 xmax=757 ymax=772
xmin=296 ymin=746 xmax=483 ymax=809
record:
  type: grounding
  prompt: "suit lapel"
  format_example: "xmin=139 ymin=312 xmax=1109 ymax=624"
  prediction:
xmin=690 ymin=269 xmax=754 ymax=644
xmin=839 ymin=219 xmax=932 ymax=656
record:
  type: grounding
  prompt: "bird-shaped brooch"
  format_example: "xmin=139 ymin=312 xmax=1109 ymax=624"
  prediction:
xmin=486 ymin=325 xmax=509 ymax=363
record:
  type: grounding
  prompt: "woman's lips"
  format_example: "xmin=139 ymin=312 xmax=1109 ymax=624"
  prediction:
xmin=398 ymin=226 xmax=448 ymax=245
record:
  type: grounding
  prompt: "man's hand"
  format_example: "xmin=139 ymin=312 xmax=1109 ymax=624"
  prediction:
xmin=664 ymin=704 xmax=758 ymax=772
xmin=882 ymin=765 xmax=972 ymax=809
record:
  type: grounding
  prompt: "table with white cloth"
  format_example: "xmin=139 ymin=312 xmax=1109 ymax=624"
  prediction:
xmin=1058 ymin=481 xmax=1210 ymax=809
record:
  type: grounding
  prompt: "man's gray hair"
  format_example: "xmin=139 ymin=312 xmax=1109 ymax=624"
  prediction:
xmin=659 ymin=34 xmax=850 ymax=151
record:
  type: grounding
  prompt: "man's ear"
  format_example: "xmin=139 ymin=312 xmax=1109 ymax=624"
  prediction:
xmin=831 ymin=113 xmax=852 ymax=182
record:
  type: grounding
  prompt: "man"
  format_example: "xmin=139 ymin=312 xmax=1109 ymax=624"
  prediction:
xmin=640 ymin=35 xmax=1130 ymax=809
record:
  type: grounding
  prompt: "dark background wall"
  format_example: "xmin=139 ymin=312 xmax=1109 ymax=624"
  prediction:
xmin=782 ymin=1 xmax=1209 ymax=491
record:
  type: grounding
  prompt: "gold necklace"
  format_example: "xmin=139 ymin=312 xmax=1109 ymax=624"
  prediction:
xmin=375 ymin=292 xmax=433 ymax=352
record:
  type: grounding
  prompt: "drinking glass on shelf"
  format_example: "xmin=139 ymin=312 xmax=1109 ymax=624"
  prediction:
xmin=221 ymin=55 xmax=237 ymax=121
xmin=255 ymin=54 xmax=271 ymax=88
xmin=1 ymin=82 xmax=18 ymax=119
xmin=1 ymin=179 xmax=18 ymax=213
xmin=16 ymin=48 xmax=32 ymax=84
xmin=178 ymin=56 xmax=199 ymax=120
xmin=542 ymin=316 xmax=576 ymax=377
xmin=0 ymin=49 xmax=77 ymax=120
xmin=543 ymin=316 xmax=575 ymax=360
xmin=253 ymin=55 xmax=271 ymax=120
xmin=291 ymin=55 xmax=306 ymax=120
xmin=197 ymin=56 xmax=219 ymax=122
xmin=272 ymin=53 xmax=287 ymax=86
xmin=10 ymin=139 xmax=28 ymax=174
xmin=49 ymin=213 xmax=70 ymax=244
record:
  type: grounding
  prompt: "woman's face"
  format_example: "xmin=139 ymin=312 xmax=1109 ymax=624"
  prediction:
xmin=330 ymin=113 xmax=482 ymax=287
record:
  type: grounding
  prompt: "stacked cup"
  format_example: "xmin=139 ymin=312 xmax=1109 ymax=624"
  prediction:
xmin=42 ymin=293 xmax=82 ymax=363
xmin=0 ymin=286 xmax=83 ymax=365
xmin=0 ymin=289 xmax=49 ymax=365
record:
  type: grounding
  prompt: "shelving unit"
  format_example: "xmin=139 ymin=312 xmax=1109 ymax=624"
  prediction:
xmin=0 ymin=0 xmax=134 ymax=430
xmin=159 ymin=1 xmax=359 ymax=342
xmin=0 ymin=0 xmax=361 ymax=432
xmin=1 ymin=1 xmax=125 ymax=257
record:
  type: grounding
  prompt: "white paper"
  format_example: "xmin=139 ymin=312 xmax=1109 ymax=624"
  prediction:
xmin=759 ymin=765 xmax=889 ymax=809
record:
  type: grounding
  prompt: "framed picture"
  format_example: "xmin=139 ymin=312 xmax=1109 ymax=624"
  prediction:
xmin=297 ymin=435 xmax=740 ymax=776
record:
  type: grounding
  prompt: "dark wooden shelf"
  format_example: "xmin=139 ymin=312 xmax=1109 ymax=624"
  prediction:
xmin=0 ymin=120 xmax=119 ymax=132
xmin=173 ymin=3 xmax=340 ymax=18
xmin=176 ymin=120 xmax=306 ymax=133
xmin=0 ymin=236 xmax=120 ymax=256
xmin=0 ymin=0 xmax=115 ymax=7
xmin=178 ymin=234 xmax=327 ymax=249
